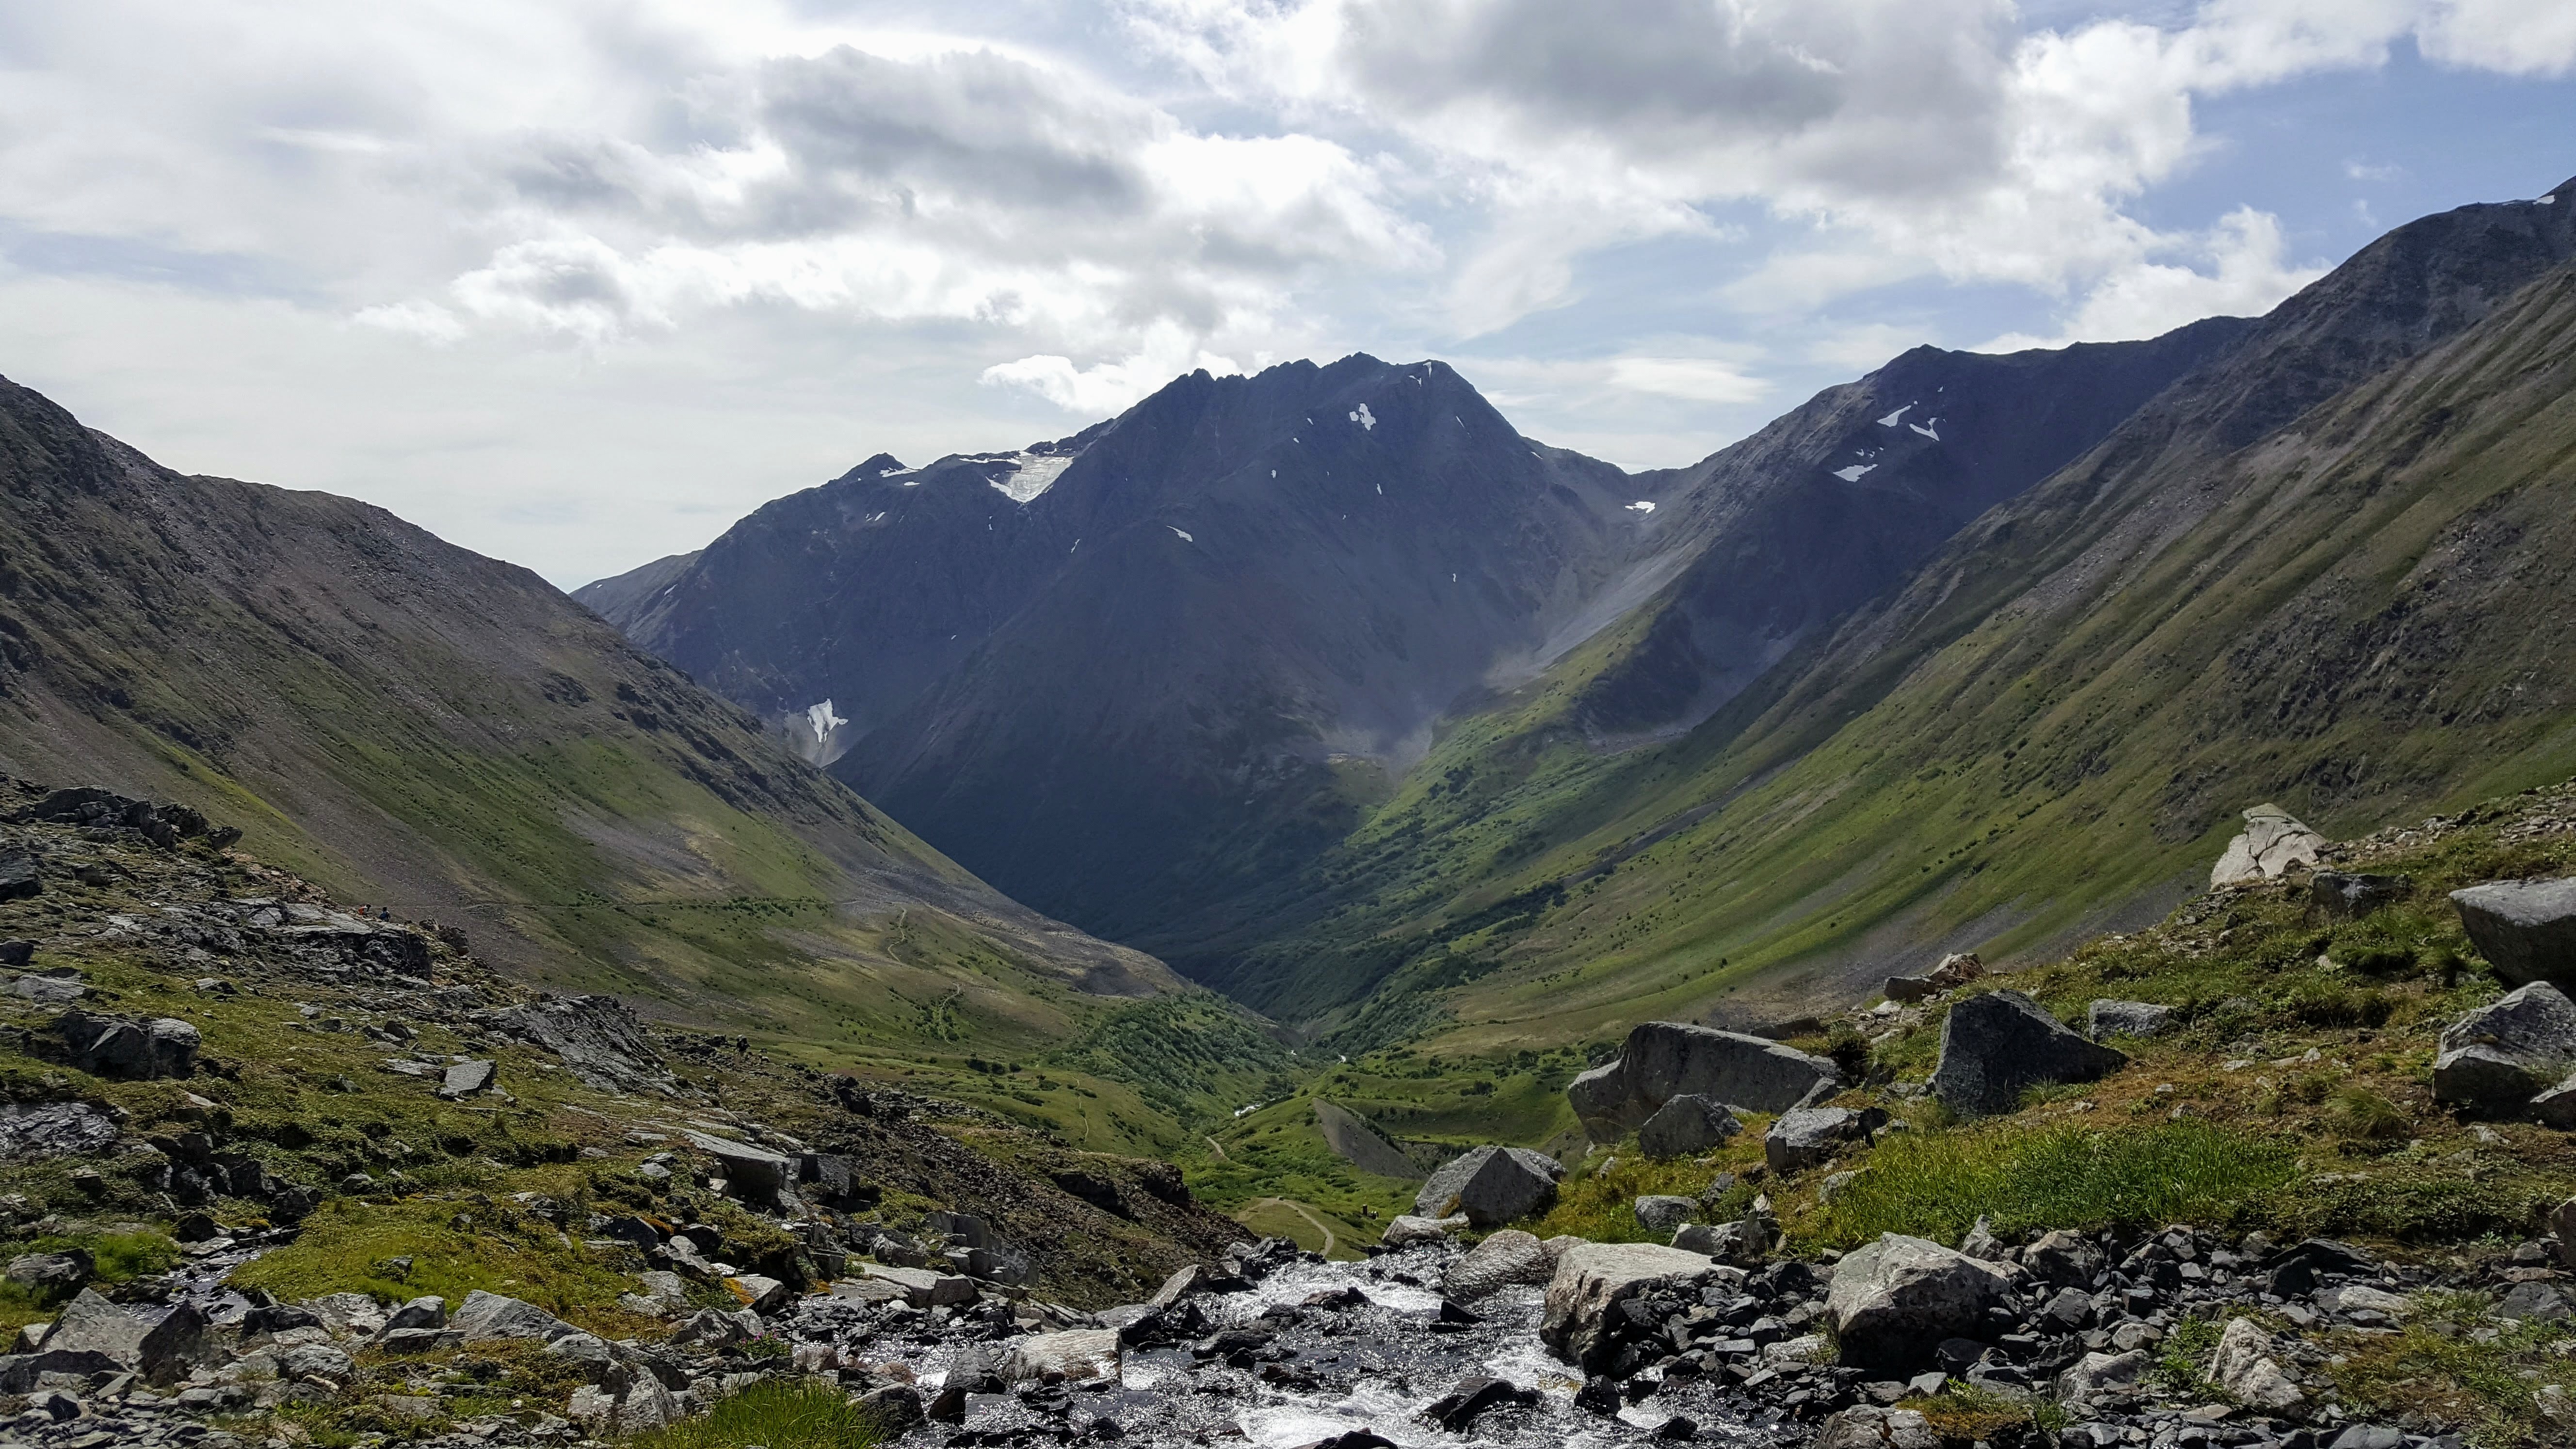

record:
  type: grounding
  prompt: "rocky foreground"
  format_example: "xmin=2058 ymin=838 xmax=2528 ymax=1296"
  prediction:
xmin=8 ymin=778 xmax=2576 ymax=1449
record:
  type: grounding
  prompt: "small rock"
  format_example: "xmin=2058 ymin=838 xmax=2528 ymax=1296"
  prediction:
xmin=1811 ymin=1406 xmax=1938 ymax=1449
xmin=448 ymin=1288 xmax=574 ymax=1341
xmin=436 ymin=1059 xmax=496 ymax=1099
xmin=1001 ymin=1328 xmax=1122 ymax=1385
xmin=2314 ymin=872 xmax=2412 ymax=921
xmin=2208 ymin=1316 xmax=2302 ymax=1411
xmin=2057 ymin=1348 xmax=2150 ymax=1401
xmin=1634 ymin=1195 xmax=1695 ymax=1233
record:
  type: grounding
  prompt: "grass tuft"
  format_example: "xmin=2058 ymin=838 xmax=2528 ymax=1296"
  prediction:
xmin=629 ymin=1378 xmax=882 ymax=1449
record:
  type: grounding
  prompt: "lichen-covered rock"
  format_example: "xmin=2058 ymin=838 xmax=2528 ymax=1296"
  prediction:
xmin=1823 ymin=1234 xmax=2012 ymax=1375
xmin=2086 ymin=1000 xmax=2175 ymax=1041
xmin=1930 ymin=990 xmax=2126 ymax=1116
xmin=2210 ymin=804 xmax=2324 ymax=887
xmin=1812 ymin=1405 xmax=1939 ymax=1449
xmin=2208 ymin=1317 xmax=2303 ymax=1411
xmin=1765 ymin=1107 xmax=1864 ymax=1174
xmin=1541 ymin=1241 xmax=1716 ymax=1372
xmin=1634 ymin=1195 xmax=1695 ymax=1233
xmin=449 ymin=1289 xmax=575 ymax=1342
xmin=999 ymin=1328 xmax=1121 ymax=1385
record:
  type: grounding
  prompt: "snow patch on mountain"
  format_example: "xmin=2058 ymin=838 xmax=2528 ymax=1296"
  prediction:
xmin=1626 ymin=500 xmax=1656 ymax=514
xmin=986 ymin=451 xmax=1078 ymax=503
xmin=1834 ymin=464 xmax=1878 ymax=482
xmin=1349 ymin=403 xmax=1376 ymax=431
xmin=805 ymin=699 xmax=847 ymax=743
xmin=1877 ymin=405 xmax=1912 ymax=427
xmin=1169 ymin=526 xmax=1195 ymax=543
xmin=1910 ymin=419 xmax=1941 ymax=440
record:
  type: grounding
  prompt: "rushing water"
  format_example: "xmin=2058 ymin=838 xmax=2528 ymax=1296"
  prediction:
xmin=886 ymin=1246 xmax=1807 ymax=1448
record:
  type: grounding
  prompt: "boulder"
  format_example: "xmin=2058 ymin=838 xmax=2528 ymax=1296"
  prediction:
xmin=1812 ymin=1406 xmax=1939 ymax=1449
xmin=4 ymin=1251 xmax=91 ymax=1298
xmin=0 ymin=1101 xmax=119 ymax=1159
xmin=1419 ymin=1375 xmax=1539 ymax=1433
xmin=1380 ymin=1213 xmax=1466 ymax=1248
xmin=436 ymin=1060 xmax=495 ymax=1100
xmin=1636 ymin=1095 xmax=1742 ymax=1158
xmin=855 ymin=1384 xmax=923 ymax=1434
xmin=2432 ymin=982 xmax=2576 ymax=1109
xmin=1441 ymin=1229 xmax=1553 ymax=1302
xmin=1886 ymin=953 xmax=1986 ymax=1004
xmin=2057 ymin=1349 xmax=2150 ymax=1402
xmin=0 ymin=853 xmax=39 ymax=902
xmin=1930 ymin=990 xmax=2126 ymax=1117
xmin=859 ymin=1262 xmax=978 ymax=1307
xmin=0 ymin=941 xmax=31 ymax=966
xmin=2210 ymin=804 xmax=2324 ymax=887
xmin=2499 ymin=1281 xmax=2574 ymax=1322
xmin=1569 ymin=1021 xmax=1840 ymax=1140
xmin=2451 ymin=878 xmax=2576 ymax=988
xmin=38 ymin=1289 xmax=205 ymax=1385
xmin=276 ymin=1342 xmax=356 ymax=1385
xmin=2314 ymin=872 xmax=2412 ymax=921
xmin=1823 ymin=1234 xmax=2012 ymax=1375
xmin=724 ymin=1273 xmax=791 ymax=1314
xmin=2023 ymin=1229 xmax=2105 ymax=1291
xmin=1634 ymin=1195 xmax=1695 ymax=1233
xmin=1541 ymin=1241 xmax=1715 ymax=1371
xmin=2533 ymin=1071 xmax=2576 ymax=1128
xmin=683 ymin=1129 xmax=794 ymax=1202
xmin=58 ymin=1010 xmax=199 ymax=1079
xmin=1765 ymin=1107 xmax=1865 ymax=1174
xmin=2086 ymin=1000 xmax=2175 ymax=1041
xmin=1413 ymin=1146 xmax=1563 ymax=1227
xmin=999 ymin=1328 xmax=1121 ymax=1385
xmin=449 ymin=1289 xmax=575 ymax=1342
xmin=2208 ymin=1317 xmax=2303 ymax=1411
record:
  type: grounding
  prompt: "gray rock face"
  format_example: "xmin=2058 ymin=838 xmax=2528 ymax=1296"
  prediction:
xmin=1413 ymin=1146 xmax=1563 ymax=1227
xmin=1541 ymin=1241 xmax=1717 ymax=1371
xmin=1765 ymin=1107 xmax=1863 ymax=1174
xmin=436 ymin=1059 xmax=496 ymax=1099
xmin=0 ymin=1101 xmax=119 ymax=1160
xmin=2210 ymin=804 xmax=2324 ymax=887
xmin=1633 ymin=1195 xmax=1695 ymax=1233
xmin=2433 ymin=982 xmax=2576 ymax=1108
xmin=684 ymin=1128 xmax=795 ymax=1201
xmin=1930 ymin=990 xmax=2127 ymax=1116
xmin=1442 ymin=1229 xmax=1553 ymax=1302
xmin=495 ymin=994 xmax=682 ymax=1096
xmin=1823 ymin=1234 xmax=2012 ymax=1374
xmin=2058 ymin=1348 xmax=2150 ymax=1401
xmin=2314 ymin=872 xmax=2412 ymax=921
xmin=39 ymin=1289 xmax=205 ymax=1384
xmin=58 ymin=1010 xmax=199 ymax=1079
xmin=0 ymin=852 xmax=39 ymax=902
xmin=1569 ymin=1021 xmax=1840 ymax=1140
xmin=2451 ymin=878 xmax=2576 ymax=987
xmin=449 ymin=1289 xmax=576 ymax=1342
xmin=1636 ymin=1094 xmax=1742 ymax=1158
xmin=4 ymin=1251 xmax=90 ymax=1296
xmin=2086 ymin=1000 xmax=2175 ymax=1041
xmin=0 ymin=940 xmax=31 ymax=966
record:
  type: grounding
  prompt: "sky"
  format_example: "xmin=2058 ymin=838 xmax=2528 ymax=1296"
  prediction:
xmin=1 ymin=1 xmax=2572 ymax=589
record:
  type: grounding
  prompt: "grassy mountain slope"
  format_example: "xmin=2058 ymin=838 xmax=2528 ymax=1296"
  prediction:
xmin=1212 ymin=179 xmax=2576 ymax=1053
xmin=0 ymin=373 xmax=1295 ymax=1150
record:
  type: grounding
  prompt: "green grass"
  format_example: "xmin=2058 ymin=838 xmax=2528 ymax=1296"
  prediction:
xmin=1528 ymin=1138 xmax=1763 ymax=1244
xmin=230 ymin=1193 xmax=652 ymax=1335
xmin=630 ymin=1379 xmax=882 ymax=1449
xmin=2331 ymin=1294 xmax=2576 ymax=1448
xmin=1803 ymin=1121 xmax=2300 ymax=1250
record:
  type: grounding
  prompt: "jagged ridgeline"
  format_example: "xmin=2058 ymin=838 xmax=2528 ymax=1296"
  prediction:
xmin=0 ymin=376 xmax=1280 ymax=1149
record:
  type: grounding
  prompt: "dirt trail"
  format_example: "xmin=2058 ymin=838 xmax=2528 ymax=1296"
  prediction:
xmin=1248 ymin=1196 xmax=1338 ymax=1257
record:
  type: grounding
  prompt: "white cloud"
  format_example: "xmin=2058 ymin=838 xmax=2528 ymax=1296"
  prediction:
xmin=982 ymin=323 xmax=1247 ymax=413
xmin=1606 ymin=356 xmax=1772 ymax=405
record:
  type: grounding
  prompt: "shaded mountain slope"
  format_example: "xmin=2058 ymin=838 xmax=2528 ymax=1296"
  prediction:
xmin=1226 ymin=175 xmax=2576 ymax=1048
xmin=0 ymin=373 xmax=1194 ymax=1077
xmin=589 ymin=356 xmax=1656 ymax=941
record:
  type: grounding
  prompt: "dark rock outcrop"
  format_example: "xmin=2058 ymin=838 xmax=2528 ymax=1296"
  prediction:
xmin=1930 ymin=990 xmax=2126 ymax=1116
xmin=1414 ymin=1146 xmax=1562 ymax=1227
xmin=1570 ymin=1022 xmax=1839 ymax=1139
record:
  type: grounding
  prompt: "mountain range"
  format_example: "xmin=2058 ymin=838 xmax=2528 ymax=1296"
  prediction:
xmin=586 ymin=172 xmax=2576 ymax=1064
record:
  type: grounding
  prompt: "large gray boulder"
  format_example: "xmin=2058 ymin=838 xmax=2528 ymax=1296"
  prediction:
xmin=1569 ymin=1021 xmax=1839 ymax=1140
xmin=1441 ymin=1229 xmax=1553 ymax=1302
xmin=2432 ymin=982 xmax=2576 ymax=1110
xmin=58 ymin=1010 xmax=198 ymax=1079
xmin=1812 ymin=1407 xmax=1939 ymax=1449
xmin=1637 ymin=1094 xmax=1742 ymax=1158
xmin=2451 ymin=879 xmax=2576 ymax=987
xmin=39 ymin=1289 xmax=205 ymax=1385
xmin=1541 ymin=1241 xmax=1716 ymax=1371
xmin=1765 ymin=1107 xmax=1864 ymax=1174
xmin=2209 ymin=804 xmax=2323 ymax=887
xmin=684 ymin=1129 xmax=795 ymax=1201
xmin=449 ymin=1289 xmax=576 ymax=1342
xmin=1823 ymin=1234 xmax=2012 ymax=1374
xmin=998 ymin=1329 xmax=1120 ymax=1385
xmin=1930 ymin=990 xmax=2126 ymax=1116
xmin=1380 ymin=1213 xmax=1466 ymax=1248
xmin=1413 ymin=1146 xmax=1562 ymax=1227
xmin=2208 ymin=1317 xmax=2304 ymax=1411
xmin=1633 ymin=1195 xmax=1695 ymax=1233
